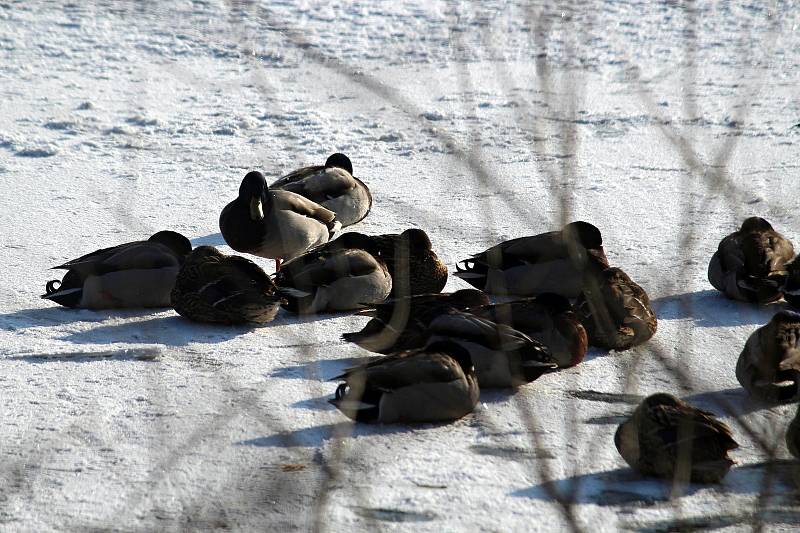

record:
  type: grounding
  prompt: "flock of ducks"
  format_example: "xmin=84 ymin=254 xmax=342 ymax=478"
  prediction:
xmin=40 ymin=153 xmax=799 ymax=485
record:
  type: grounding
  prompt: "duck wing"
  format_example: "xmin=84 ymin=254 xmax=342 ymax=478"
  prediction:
xmin=271 ymin=190 xmax=338 ymax=228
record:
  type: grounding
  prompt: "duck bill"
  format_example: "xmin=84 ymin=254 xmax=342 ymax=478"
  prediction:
xmin=249 ymin=197 xmax=264 ymax=221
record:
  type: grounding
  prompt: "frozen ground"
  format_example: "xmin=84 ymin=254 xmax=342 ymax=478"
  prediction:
xmin=1 ymin=1 xmax=800 ymax=531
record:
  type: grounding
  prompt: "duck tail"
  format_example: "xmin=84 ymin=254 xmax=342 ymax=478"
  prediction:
xmin=41 ymin=273 xmax=83 ymax=308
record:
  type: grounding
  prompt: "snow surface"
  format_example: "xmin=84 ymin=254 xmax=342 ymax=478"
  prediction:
xmin=1 ymin=1 xmax=800 ymax=531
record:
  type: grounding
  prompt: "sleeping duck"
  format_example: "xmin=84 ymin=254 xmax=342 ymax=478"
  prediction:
xmin=470 ymin=293 xmax=588 ymax=367
xmin=424 ymin=311 xmax=558 ymax=388
xmin=454 ymin=221 xmax=609 ymax=297
xmin=274 ymin=241 xmax=392 ymax=314
xmin=219 ymin=170 xmax=340 ymax=271
xmin=573 ymin=260 xmax=656 ymax=351
xmin=42 ymin=230 xmax=191 ymax=309
xmin=780 ymin=257 xmax=800 ymax=309
xmin=329 ymin=340 xmax=479 ymax=424
xmin=326 ymin=229 xmax=447 ymax=297
xmin=170 ymin=246 xmax=284 ymax=325
xmin=341 ymin=289 xmax=490 ymax=354
xmin=615 ymin=393 xmax=738 ymax=483
xmin=708 ymin=217 xmax=795 ymax=304
xmin=736 ymin=310 xmax=800 ymax=403
xmin=269 ymin=153 xmax=372 ymax=228
xmin=787 ymin=403 xmax=800 ymax=460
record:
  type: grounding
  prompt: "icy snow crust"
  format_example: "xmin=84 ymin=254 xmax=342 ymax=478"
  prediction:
xmin=1 ymin=1 xmax=800 ymax=531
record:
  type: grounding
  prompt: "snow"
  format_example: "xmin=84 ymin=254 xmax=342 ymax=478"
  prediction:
xmin=1 ymin=0 xmax=799 ymax=531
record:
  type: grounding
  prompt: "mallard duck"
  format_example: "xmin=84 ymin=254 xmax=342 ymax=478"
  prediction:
xmin=615 ymin=393 xmax=739 ymax=483
xmin=736 ymin=310 xmax=800 ymax=403
xmin=454 ymin=221 xmax=609 ymax=297
xmin=329 ymin=340 xmax=479 ymax=424
xmin=269 ymin=153 xmax=372 ymax=228
xmin=325 ymin=229 xmax=447 ymax=297
xmin=708 ymin=217 xmax=795 ymax=303
xmin=341 ymin=289 xmax=490 ymax=354
xmin=424 ymin=311 xmax=558 ymax=388
xmin=787 ymin=403 xmax=800 ymax=459
xmin=274 ymin=244 xmax=392 ymax=314
xmin=470 ymin=293 xmax=587 ymax=367
xmin=781 ymin=257 xmax=800 ymax=309
xmin=219 ymin=170 xmax=340 ymax=271
xmin=573 ymin=262 xmax=656 ymax=351
xmin=41 ymin=230 xmax=191 ymax=309
xmin=170 ymin=246 xmax=284 ymax=324
xmin=289 ymin=229 xmax=446 ymax=297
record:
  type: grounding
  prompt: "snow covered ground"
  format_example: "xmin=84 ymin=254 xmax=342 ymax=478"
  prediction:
xmin=1 ymin=0 xmax=800 ymax=531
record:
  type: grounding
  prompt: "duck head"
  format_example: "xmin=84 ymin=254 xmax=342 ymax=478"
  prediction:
xmin=325 ymin=153 xmax=353 ymax=175
xmin=400 ymin=228 xmax=433 ymax=252
xmin=740 ymin=216 xmax=773 ymax=233
xmin=239 ymin=171 xmax=269 ymax=221
xmin=148 ymin=230 xmax=193 ymax=258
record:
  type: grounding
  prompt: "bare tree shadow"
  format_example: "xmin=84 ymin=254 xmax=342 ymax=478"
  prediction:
xmin=651 ymin=290 xmax=782 ymax=327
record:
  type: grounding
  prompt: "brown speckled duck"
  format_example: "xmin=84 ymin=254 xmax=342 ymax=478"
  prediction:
xmin=454 ymin=221 xmax=609 ymax=297
xmin=269 ymin=153 xmax=372 ymax=228
xmin=574 ymin=261 xmax=656 ymax=351
xmin=708 ymin=217 xmax=794 ymax=304
xmin=736 ymin=310 xmax=800 ymax=403
xmin=329 ymin=340 xmax=479 ymax=424
xmin=170 ymin=246 xmax=284 ymax=325
xmin=341 ymin=289 xmax=490 ymax=354
xmin=470 ymin=293 xmax=588 ymax=367
xmin=615 ymin=393 xmax=738 ymax=483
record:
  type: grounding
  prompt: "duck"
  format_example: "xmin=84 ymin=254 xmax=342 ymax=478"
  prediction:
xmin=41 ymin=230 xmax=192 ymax=309
xmin=787 ymin=403 xmax=800 ymax=460
xmin=615 ymin=393 xmax=739 ymax=483
xmin=454 ymin=221 xmax=609 ymax=297
xmin=708 ymin=217 xmax=795 ymax=303
xmin=219 ymin=170 xmax=340 ymax=271
xmin=780 ymin=257 xmax=800 ymax=309
xmin=329 ymin=340 xmax=479 ymax=424
xmin=269 ymin=153 xmax=372 ymax=228
xmin=470 ymin=293 xmax=588 ymax=367
xmin=424 ymin=311 xmax=558 ymax=388
xmin=341 ymin=289 xmax=490 ymax=354
xmin=736 ymin=310 xmax=800 ymax=403
xmin=327 ymin=228 xmax=447 ymax=297
xmin=273 ymin=242 xmax=392 ymax=314
xmin=170 ymin=246 xmax=284 ymax=325
xmin=573 ymin=261 xmax=656 ymax=351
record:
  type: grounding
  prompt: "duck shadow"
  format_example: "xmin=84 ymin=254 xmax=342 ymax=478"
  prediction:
xmin=238 ymin=421 xmax=441 ymax=449
xmin=58 ymin=315 xmax=257 ymax=346
xmin=682 ymin=387 xmax=771 ymax=417
xmin=512 ymin=460 xmax=799 ymax=507
xmin=190 ymin=232 xmax=226 ymax=247
xmin=271 ymin=355 xmax=379 ymax=381
xmin=0 ymin=306 xmax=163 ymax=330
xmin=651 ymin=290 xmax=782 ymax=327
